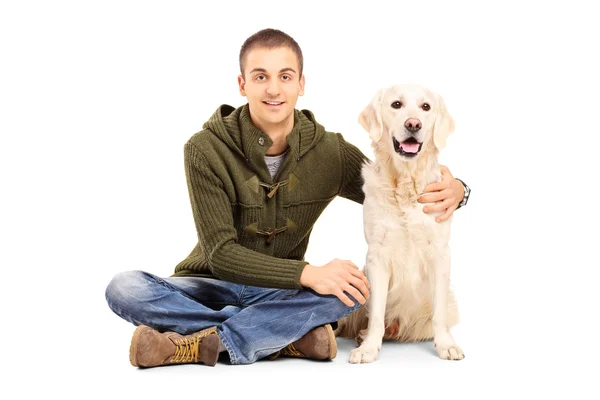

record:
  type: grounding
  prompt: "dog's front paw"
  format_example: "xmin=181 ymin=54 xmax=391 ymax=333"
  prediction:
xmin=349 ymin=343 xmax=380 ymax=364
xmin=434 ymin=334 xmax=465 ymax=360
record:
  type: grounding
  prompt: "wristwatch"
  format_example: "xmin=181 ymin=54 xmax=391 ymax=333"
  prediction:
xmin=455 ymin=178 xmax=470 ymax=209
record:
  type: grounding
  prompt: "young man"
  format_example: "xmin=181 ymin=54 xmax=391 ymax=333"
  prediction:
xmin=105 ymin=28 xmax=470 ymax=367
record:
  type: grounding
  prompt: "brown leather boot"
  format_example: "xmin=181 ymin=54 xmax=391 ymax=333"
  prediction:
xmin=269 ymin=324 xmax=337 ymax=361
xmin=129 ymin=325 xmax=221 ymax=368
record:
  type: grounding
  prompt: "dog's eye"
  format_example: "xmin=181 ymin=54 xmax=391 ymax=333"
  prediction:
xmin=391 ymin=101 xmax=402 ymax=109
xmin=422 ymin=103 xmax=431 ymax=111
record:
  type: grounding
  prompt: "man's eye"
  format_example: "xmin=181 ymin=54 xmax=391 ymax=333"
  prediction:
xmin=256 ymin=75 xmax=266 ymax=81
xmin=282 ymin=75 xmax=291 ymax=81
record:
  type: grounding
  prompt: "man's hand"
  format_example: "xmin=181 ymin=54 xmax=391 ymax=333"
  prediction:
xmin=300 ymin=259 xmax=370 ymax=307
xmin=417 ymin=165 xmax=464 ymax=223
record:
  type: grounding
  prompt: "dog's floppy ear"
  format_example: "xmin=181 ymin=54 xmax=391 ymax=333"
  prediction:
xmin=358 ymin=88 xmax=386 ymax=142
xmin=432 ymin=93 xmax=455 ymax=150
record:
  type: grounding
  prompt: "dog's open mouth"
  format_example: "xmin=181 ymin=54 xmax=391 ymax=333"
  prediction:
xmin=393 ymin=137 xmax=423 ymax=157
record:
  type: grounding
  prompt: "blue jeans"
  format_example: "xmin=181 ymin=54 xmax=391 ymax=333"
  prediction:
xmin=105 ymin=270 xmax=361 ymax=365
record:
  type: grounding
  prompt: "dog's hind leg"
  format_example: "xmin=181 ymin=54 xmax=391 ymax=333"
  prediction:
xmin=401 ymin=292 xmax=459 ymax=342
xmin=334 ymin=306 xmax=367 ymax=339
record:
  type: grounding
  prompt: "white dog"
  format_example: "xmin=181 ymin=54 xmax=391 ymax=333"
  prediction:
xmin=335 ymin=84 xmax=464 ymax=363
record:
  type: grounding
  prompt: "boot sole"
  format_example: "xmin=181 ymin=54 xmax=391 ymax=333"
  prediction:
xmin=324 ymin=323 xmax=337 ymax=359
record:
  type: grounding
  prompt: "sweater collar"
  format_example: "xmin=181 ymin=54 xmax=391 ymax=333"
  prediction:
xmin=238 ymin=104 xmax=301 ymax=162
xmin=210 ymin=103 xmax=322 ymax=182
xmin=214 ymin=103 xmax=320 ymax=159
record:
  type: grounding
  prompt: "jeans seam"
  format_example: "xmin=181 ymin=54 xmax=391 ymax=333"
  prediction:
xmin=237 ymin=286 xmax=248 ymax=306
xmin=217 ymin=329 xmax=237 ymax=364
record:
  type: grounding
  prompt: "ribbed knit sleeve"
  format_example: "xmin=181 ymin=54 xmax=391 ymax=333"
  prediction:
xmin=337 ymin=133 xmax=370 ymax=205
xmin=183 ymin=141 xmax=308 ymax=289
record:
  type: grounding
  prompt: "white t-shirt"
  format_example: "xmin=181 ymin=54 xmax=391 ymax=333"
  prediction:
xmin=264 ymin=150 xmax=288 ymax=179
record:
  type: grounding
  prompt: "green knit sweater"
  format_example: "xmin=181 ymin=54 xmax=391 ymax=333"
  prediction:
xmin=171 ymin=103 xmax=369 ymax=289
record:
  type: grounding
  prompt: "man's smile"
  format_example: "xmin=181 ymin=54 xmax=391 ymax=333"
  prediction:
xmin=263 ymin=101 xmax=285 ymax=108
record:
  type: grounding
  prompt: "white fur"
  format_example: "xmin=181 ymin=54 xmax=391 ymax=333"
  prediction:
xmin=335 ymin=84 xmax=464 ymax=363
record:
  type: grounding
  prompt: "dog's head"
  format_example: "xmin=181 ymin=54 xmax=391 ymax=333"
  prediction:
xmin=358 ymin=84 xmax=455 ymax=161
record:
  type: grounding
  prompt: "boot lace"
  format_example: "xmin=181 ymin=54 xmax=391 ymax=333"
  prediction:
xmin=172 ymin=337 xmax=201 ymax=363
xmin=171 ymin=327 xmax=217 ymax=363
xmin=279 ymin=343 xmax=304 ymax=357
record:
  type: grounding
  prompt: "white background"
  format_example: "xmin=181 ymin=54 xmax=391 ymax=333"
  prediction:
xmin=1 ymin=0 xmax=599 ymax=398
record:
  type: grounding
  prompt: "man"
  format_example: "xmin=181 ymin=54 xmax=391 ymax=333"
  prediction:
xmin=105 ymin=28 xmax=470 ymax=367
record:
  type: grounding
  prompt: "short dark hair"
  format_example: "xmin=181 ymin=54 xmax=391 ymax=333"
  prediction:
xmin=239 ymin=28 xmax=304 ymax=79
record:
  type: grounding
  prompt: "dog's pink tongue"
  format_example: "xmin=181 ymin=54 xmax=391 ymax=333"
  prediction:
xmin=400 ymin=142 xmax=420 ymax=153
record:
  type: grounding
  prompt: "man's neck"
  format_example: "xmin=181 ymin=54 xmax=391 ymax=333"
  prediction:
xmin=250 ymin=112 xmax=294 ymax=156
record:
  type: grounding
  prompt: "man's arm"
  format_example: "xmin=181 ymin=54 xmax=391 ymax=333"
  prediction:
xmin=184 ymin=141 xmax=308 ymax=289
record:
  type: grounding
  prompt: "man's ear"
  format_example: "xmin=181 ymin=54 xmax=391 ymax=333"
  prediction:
xmin=432 ymin=93 xmax=455 ymax=150
xmin=238 ymin=75 xmax=246 ymax=96
xmin=358 ymin=88 xmax=386 ymax=142
xmin=298 ymin=74 xmax=305 ymax=96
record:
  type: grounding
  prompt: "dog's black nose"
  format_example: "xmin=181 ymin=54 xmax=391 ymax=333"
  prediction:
xmin=404 ymin=118 xmax=422 ymax=133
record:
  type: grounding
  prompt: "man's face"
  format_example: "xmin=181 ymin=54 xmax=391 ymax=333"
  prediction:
xmin=238 ymin=46 xmax=305 ymax=127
